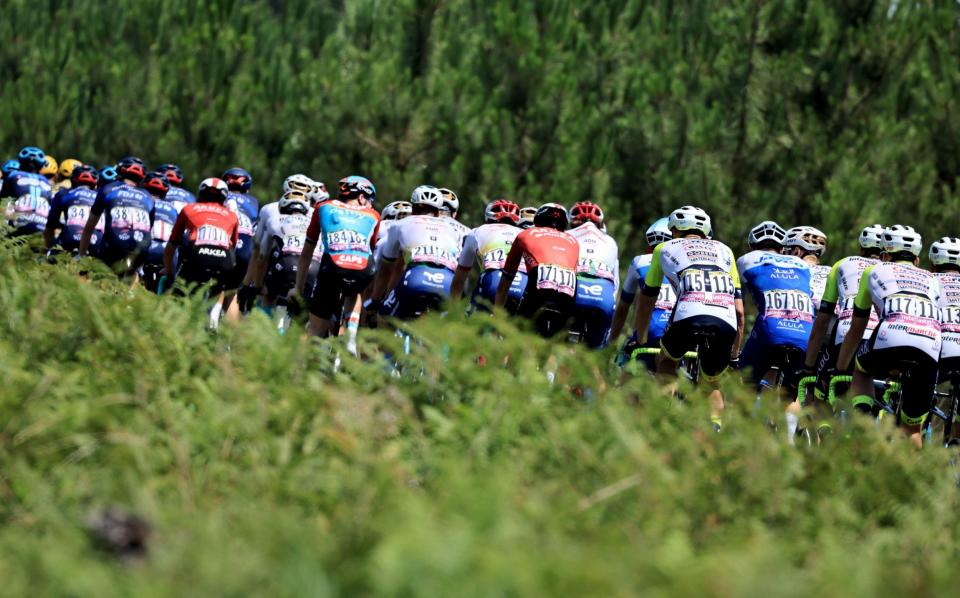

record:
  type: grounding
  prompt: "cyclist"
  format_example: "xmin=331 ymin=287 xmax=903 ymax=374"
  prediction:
xmin=44 ymin=164 xmax=101 ymax=254
xmin=836 ymin=225 xmax=942 ymax=449
xmin=930 ymin=238 xmax=960 ymax=443
xmin=53 ymin=158 xmax=82 ymax=194
xmin=368 ymin=185 xmax=460 ymax=320
xmin=634 ymin=206 xmax=744 ymax=428
xmin=439 ymin=187 xmax=470 ymax=247
xmin=568 ymin=201 xmax=620 ymax=348
xmin=519 ymin=206 xmax=537 ymax=229
xmin=40 ymin=155 xmax=59 ymax=186
xmin=297 ymin=176 xmax=380 ymax=337
xmin=98 ymin=166 xmax=119 ymax=189
xmin=611 ymin=218 xmax=674 ymax=368
xmin=2 ymin=146 xmax=53 ymax=235
xmin=451 ymin=199 xmax=524 ymax=311
xmin=784 ymin=226 xmax=830 ymax=309
xmin=221 ymin=167 xmax=260 ymax=301
xmin=802 ymin=224 xmax=885 ymax=404
xmin=79 ymin=157 xmax=153 ymax=278
xmin=496 ymin=203 xmax=579 ymax=338
xmin=156 ymin=164 xmax=195 ymax=213
xmin=238 ymin=174 xmax=317 ymax=313
xmin=140 ymin=173 xmax=177 ymax=292
xmin=373 ymin=200 xmax=413 ymax=273
xmin=163 ymin=178 xmax=239 ymax=295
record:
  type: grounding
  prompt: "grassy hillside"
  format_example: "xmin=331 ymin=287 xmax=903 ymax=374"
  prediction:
xmin=2 ymin=238 xmax=960 ymax=595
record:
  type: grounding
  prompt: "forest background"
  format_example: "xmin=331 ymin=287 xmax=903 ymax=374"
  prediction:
xmin=4 ymin=0 xmax=959 ymax=257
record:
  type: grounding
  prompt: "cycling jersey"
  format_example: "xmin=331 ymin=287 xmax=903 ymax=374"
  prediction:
xmin=503 ymin=227 xmax=580 ymax=297
xmin=382 ymin=215 xmax=462 ymax=271
xmin=810 ymin=264 xmax=831 ymax=310
xmin=621 ymin=254 xmax=676 ymax=342
xmin=819 ymin=256 xmax=880 ymax=345
xmin=644 ymin=238 xmax=741 ymax=329
xmin=263 ymin=209 xmax=318 ymax=298
xmin=225 ymin=191 xmax=260 ymax=264
xmin=145 ymin=198 xmax=179 ymax=266
xmin=372 ymin=220 xmax=395 ymax=271
xmin=736 ymin=250 xmax=813 ymax=350
xmin=459 ymin=223 xmax=527 ymax=307
xmin=169 ymin=202 xmax=239 ymax=283
xmin=853 ymin=262 xmax=943 ymax=361
xmin=47 ymin=186 xmax=103 ymax=252
xmin=1 ymin=170 xmax=53 ymax=234
xmin=936 ymin=272 xmax=960 ymax=362
xmin=305 ymin=200 xmax=380 ymax=270
xmin=568 ymin=222 xmax=619 ymax=286
xmin=569 ymin=222 xmax=619 ymax=348
xmin=442 ymin=216 xmax=470 ymax=249
xmin=166 ymin=186 xmax=196 ymax=214
xmin=91 ymin=183 xmax=155 ymax=263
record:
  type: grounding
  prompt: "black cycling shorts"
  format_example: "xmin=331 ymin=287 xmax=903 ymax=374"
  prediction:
xmin=309 ymin=255 xmax=374 ymax=321
xmin=518 ymin=286 xmax=575 ymax=339
xmin=660 ymin=315 xmax=737 ymax=379
xmin=855 ymin=343 xmax=938 ymax=423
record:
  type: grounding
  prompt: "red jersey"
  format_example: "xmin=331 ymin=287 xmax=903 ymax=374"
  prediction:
xmin=504 ymin=227 xmax=580 ymax=296
xmin=170 ymin=202 xmax=240 ymax=254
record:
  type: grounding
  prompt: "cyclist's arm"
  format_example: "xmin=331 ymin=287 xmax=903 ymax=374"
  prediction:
xmin=78 ymin=196 xmax=105 ymax=258
xmin=451 ymin=233 xmax=478 ymax=302
xmin=633 ymin=246 xmax=665 ymax=340
xmin=837 ymin=266 xmax=873 ymax=371
xmin=495 ymin=241 xmax=523 ymax=308
xmin=164 ymin=213 xmax=185 ymax=277
xmin=609 ymin=263 xmax=640 ymax=340
xmin=803 ymin=262 xmax=841 ymax=367
xmin=43 ymin=196 xmax=61 ymax=248
xmin=295 ymin=209 xmax=321 ymax=295
xmin=730 ymin=254 xmax=744 ymax=358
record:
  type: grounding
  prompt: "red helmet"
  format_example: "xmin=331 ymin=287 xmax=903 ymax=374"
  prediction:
xmin=198 ymin=177 xmax=229 ymax=203
xmin=140 ymin=172 xmax=170 ymax=198
xmin=117 ymin=157 xmax=146 ymax=183
xmin=570 ymin=201 xmax=604 ymax=226
xmin=70 ymin=164 xmax=99 ymax=188
xmin=484 ymin=199 xmax=520 ymax=224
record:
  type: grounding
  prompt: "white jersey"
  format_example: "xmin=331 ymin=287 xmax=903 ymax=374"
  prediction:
xmin=253 ymin=202 xmax=280 ymax=252
xmin=937 ymin=272 xmax=960 ymax=360
xmin=382 ymin=215 xmax=462 ymax=271
xmin=645 ymin=237 xmax=741 ymax=329
xmin=442 ymin=216 xmax=470 ymax=249
xmin=858 ymin=262 xmax=943 ymax=361
xmin=810 ymin=263 xmax=831 ymax=310
xmin=260 ymin=209 xmax=317 ymax=263
xmin=568 ymin=222 xmax=619 ymax=288
xmin=458 ymin=223 xmax=524 ymax=272
xmin=825 ymin=255 xmax=880 ymax=345
xmin=373 ymin=219 xmax=397 ymax=270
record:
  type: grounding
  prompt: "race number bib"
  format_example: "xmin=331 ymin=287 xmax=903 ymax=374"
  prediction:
xmin=762 ymin=289 xmax=812 ymax=319
xmin=326 ymin=229 xmax=369 ymax=253
xmin=196 ymin=225 xmax=230 ymax=248
xmin=409 ymin=244 xmax=457 ymax=270
xmin=678 ymin=269 xmax=735 ymax=307
xmin=110 ymin=206 xmax=151 ymax=231
xmin=883 ymin=295 xmax=939 ymax=319
xmin=577 ymin=256 xmax=616 ymax=281
xmin=151 ymin=219 xmax=173 ymax=242
xmin=237 ymin=212 xmax=254 ymax=236
xmin=283 ymin=233 xmax=306 ymax=255
xmin=536 ymin=264 xmax=576 ymax=296
xmin=481 ymin=247 xmax=509 ymax=270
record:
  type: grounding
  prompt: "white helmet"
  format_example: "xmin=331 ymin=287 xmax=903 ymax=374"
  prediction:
xmin=929 ymin=237 xmax=960 ymax=267
xmin=382 ymin=201 xmax=413 ymax=220
xmin=747 ymin=220 xmax=786 ymax=248
xmin=438 ymin=187 xmax=459 ymax=214
xmin=519 ymin=206 xmax=537 ymax=229
xmin=881 ymin=224 xmax=922 ymax=257
xmin=278 ymin=189 xmax=310 ymax=214
xmin=309 ymin=180 xmax=330 ymax=204
xmin=410 ymin=185 xmax=444 ymax=210
xmin=858 ymin=224 xmax=885 ymax=250
xmin=283 ymin=174 xmax=314 ymax=195
xmin=667 ymin=205 xmax=711 ymax=236
xmin=784 ymin=226 xmax=827 ymax=257
xmin=645 ymin=217 xmax=672 ymax=246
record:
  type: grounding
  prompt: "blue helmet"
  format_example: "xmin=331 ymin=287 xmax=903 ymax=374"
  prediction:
xmin=337 ymin=175 xmax=376 ymax=203
xmin=98 ymin=165 xmax=119 ymax=188
xmin=222 ymin=167 xmax=253 ymax=192
xmin=17 ymin=146 xmax=45 ymax=170
xmin=1 ymin=159 xmax=20 ymax=176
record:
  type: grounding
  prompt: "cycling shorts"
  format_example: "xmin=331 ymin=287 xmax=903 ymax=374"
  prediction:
xmin=739 ymin=328 xmax=805 ymax=384
xmin=309 ymin=255 xmax=374 ymax=321
xmin=472 ymin=269 xmax=526 ymax=313
xmin=265 ymin=255 xmax=320 ymax=301
xmin=100 ymin=248 xmax=147 ymax=277
xmin=381 ymin=264 xmax=453 ymax=320
xmin=660 ymin=315 xmax=737 ymax=380
xmin=572 ymin=276 xmax=616 ymax=348
xmin=855 ymin=342 xmax=938 ymax=424
xmin=518 ymin=287 xmax=575 ymax=339
xmin=221 ymin=256 xmax=249 ymax=291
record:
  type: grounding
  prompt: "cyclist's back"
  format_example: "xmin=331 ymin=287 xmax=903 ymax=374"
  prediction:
xmin=167 ymin=178 xmax=239 ymax=294
xmin=93 ymin=177 xmax=155 ymax=271
xmin=568 ymin=202 xmax=619 ymax=348
xmin=2 ymin=147 xmax=53 ymax=236
xmin=45 ymin=165 xmax=102 ymax=254
xmin=264 ymin=201 xmax=316 ymax=302
xmin=930 ymin=238 xmax=960 ymax=381
xmin=455 ymin=199 xmax=525 ymax=311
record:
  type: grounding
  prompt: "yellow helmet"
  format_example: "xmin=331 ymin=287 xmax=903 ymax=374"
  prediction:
xmin=59 ymin=158 xmax=82 ymax=180
xmin=40 ymin=155 xmax=58 ymax=178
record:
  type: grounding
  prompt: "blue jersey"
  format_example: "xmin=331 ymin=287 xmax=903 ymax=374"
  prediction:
xmin=308 ymin=200 xmax=380 ymax=270
xmin=92 ymin=183 xmax=155 ymax=260
xmin=48 ymin=186 xmax=102 ymax=252
xmin=166 ymin=186 xmax=196 ymax=213
xmin=145 ymin=198 xmax=180 ymax=265
xmin=737 ymin=250 xmax=814 ymax=350
xmin=621 ymin=254 xmax=676 ymax=342
xmin=226 ymin=192 xmax=259 ymax=263
xmin=2 ymin=170 xmax=53 ymax=234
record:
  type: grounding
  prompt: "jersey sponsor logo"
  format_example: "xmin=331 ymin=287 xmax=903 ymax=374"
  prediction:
xmin=579 ymin=283 xmax=605 ymax=296
xmin=422 ymin=271 xmax=447 ymax=284
xmin=770 ymin=268 xmax=800 ymax=280
xmin=198 ymin=246 xmax=228 ymax=258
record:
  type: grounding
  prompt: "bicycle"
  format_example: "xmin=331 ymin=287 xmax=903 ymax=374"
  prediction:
xmin=925 ymin=370 xmax=960 ymax=447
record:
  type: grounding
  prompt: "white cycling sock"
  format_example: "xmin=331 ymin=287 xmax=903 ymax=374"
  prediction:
xmin=785 ymin=412 xmax=799 ymax=445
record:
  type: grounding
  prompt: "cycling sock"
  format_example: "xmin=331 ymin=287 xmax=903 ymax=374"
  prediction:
xmin=852 ymin=394 xmax=874 ymax=413
xmin=710 ymin=414 xmax=722 ymax=432
xmin=785 ymin=412 xmax=799 ymax=444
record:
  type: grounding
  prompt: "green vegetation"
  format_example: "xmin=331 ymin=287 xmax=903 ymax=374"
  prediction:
xmin=3 ymin=0 xmax=960 ymax=257
xmin=3 ymin=236 xmax=960 ymax=595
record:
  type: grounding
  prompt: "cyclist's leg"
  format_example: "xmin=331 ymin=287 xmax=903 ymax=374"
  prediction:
xmin=532 ymin=291 xmax=574 ymax=339
xmin=897 ymin=349 xmax=938 ymax=449
xmin=850 ymin=339 xmax=881 ymax=414
xmin=573 ymin=278 xmax=616 ymax=349
xmin=471 ymin=270 xmax=501 ymax=313
xmin=384 ymin=266 xmax=452 ymax=320
xmin=306 ymin=258 xmax=345 ymax=337
xmin=656 ymin=318 xmax=695 ymax=382
xmin=694 ymin=318 xmax=738 ymax=427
